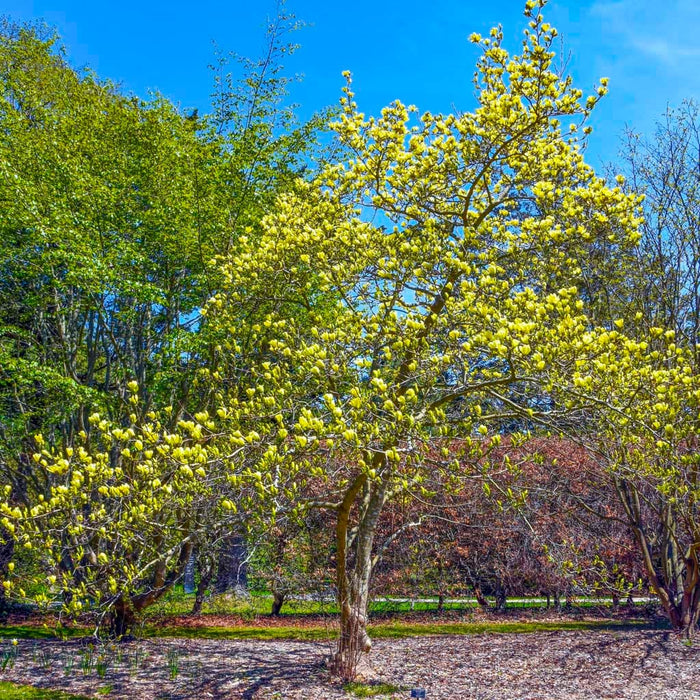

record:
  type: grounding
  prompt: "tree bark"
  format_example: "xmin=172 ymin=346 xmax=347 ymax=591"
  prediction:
xmin=183 ymin=550 xmax=196 ymax=595
xmin=329 ymin=468 xmax=387 ymax=681
xmin=214 ymin=535 xmax=248 ymax=595
xmin=615 ymin=477 xmax=700 ymax=639
xmin=270 ymin=589 xmax=286 ymax=616
xmin=494 ymin=584 xmax=507 ymax=613
xmin=110 ymin=596 xmax=137 ymax=639
xmin=192 ymin=569 xmax=212 ymax=615
xmin=474 ymin=585 xmax=489 ymax=609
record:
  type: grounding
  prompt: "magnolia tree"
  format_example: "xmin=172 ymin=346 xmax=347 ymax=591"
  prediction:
xmin=549 ymin=327 xmax=700 ymax=638
xmin=206 ymin=1 xmax=642 ymax=678
xmin=0 ymin=385 xmax=261 ymax=636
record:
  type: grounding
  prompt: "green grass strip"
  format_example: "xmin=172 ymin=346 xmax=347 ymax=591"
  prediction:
xmin=144 ymin=617 xmax=656 ymax=641
xmin=369 ymin=618 xmax=654 ymax=638
xmin=1 ymin=617 xmax=659 ymax=643
xmin=0 ymin=626 xmax=86 ymax=640
xmin=143 ymin=624 xmax=336 ymax=641
xmin=0 ymin=682 xmax=91 ymax=699
xmin=344 ymin=681 xmax=404 ymax=697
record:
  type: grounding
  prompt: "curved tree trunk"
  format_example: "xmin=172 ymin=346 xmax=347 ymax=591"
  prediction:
xmin=474 ymin=585 xmax=489 ymax=609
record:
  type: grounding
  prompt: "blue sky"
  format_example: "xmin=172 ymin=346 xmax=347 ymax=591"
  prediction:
xmin=5 ymin=0 xmax=700 ymax=169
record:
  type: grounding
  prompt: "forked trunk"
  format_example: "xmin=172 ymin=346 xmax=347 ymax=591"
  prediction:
xmin=657 ymin=574 xmax=700 ymax=641
xmin=334 ymin=575 xmax=372 ymax=679
xmin=617 ymin=479 xmax=700 ymax=641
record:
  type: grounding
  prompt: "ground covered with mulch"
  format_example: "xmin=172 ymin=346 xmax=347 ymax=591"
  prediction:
xmin=1 ymin=625 xmax=699 ymax=699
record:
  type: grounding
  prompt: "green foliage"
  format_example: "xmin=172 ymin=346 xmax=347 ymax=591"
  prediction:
xmin=0 ymin=12 xmax=328 ymax=631
xmin=0 ymin=10 xmax=327 ymax=470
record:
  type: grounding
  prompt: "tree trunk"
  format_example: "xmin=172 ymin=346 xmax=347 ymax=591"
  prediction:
xmin=192 ymin=569 xmax=212 ymax=615
xmin=474 ymin=585 xmax=489 ymax=609
xmin=110 ymin=596 xmax=136 ymax=639
xmin=334 ymin=571 xmax=373 ymax=680
xmin=619 ymin=479 xmax=700 ymax=641
xmin=270 ymin=589 xmax=286 ymax=616
xmin=330 ymin=469 xmax=385 ymax=681
xmin=214 ymin=535 xmax=248 ymax=595
xmin=183 ymin=550 xmax=196 ymax=595
xmin=494 ymin=584 xmax=507 ymax=613
xmin=657 ymin=553 xmax=700 ymax=641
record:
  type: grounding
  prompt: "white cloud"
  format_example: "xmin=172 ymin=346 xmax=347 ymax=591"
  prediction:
xmin=589 ymin=0 xmax=700 ymax=69
xmin=629 ymin=38 xmax=700 ymax=66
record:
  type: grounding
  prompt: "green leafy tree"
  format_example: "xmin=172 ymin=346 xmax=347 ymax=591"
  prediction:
xmin=0 ymin=13 xmax=328 ymax=619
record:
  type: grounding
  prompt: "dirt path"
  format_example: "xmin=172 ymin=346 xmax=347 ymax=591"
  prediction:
xmin=1 ymin=628 xmax=699 ymax=699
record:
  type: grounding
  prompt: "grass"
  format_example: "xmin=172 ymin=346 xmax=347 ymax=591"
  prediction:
xmin=0 ymin=682 xmax=91 ymax=699
xmin=145 ymin=586 xmax=650 ymax=619
xmin=138 ymin=616 xmax=657 ymax=642
xmin=1 ymin=590 xmax=660 ymax=644
xmin=143 ymin=624 xmax=335 ymax=641
xmin=0 ymin=626 xmax=86 ymax=640
xmin=1 ymin=616 xmax=658 ymax=643
xmin=344 ymin=681 xmax=403 ymax=697
xmin=369 ymin=618 xmax=655 ymax=639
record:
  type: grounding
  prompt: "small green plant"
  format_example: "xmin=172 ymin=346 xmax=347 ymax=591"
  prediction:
xmin=129 ymin=649 xmax=146 ymax=676
xmin=1 ymin=639 xmax=19 ymax=670
xmin=62 ymin=654 xmax=75 ymax=676
xmin=165 ymin=648 xmax=180 ymax=680
xmin=95 ymin=653 xmax=108 ymax=679
xmin=79 ymin=646 xmax=95 ymax=676
xmin=344 ymin=681 xmax=402 ymax=697
xmin=35 ymin=648 xmax=52 ymax=670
